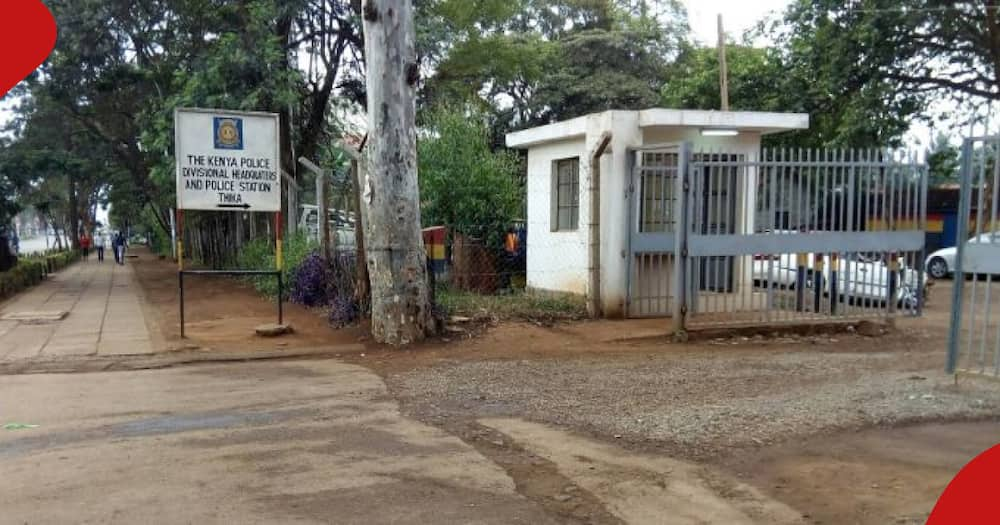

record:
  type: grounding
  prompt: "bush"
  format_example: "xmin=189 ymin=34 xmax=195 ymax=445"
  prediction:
xmin=235 ymin=233 xmax=316 ymax=300
xmin=289 ymin=250 xmax=363 ymax=327
xmin=290 ymin=253 xmax=329 ymax=307
xmin=328 ymin=295 xmax=358 ymax=327
xmin=418 ymin=104 xmax=524 ymax=246
xmin=0 ymin=249 xmax=78 ymax=300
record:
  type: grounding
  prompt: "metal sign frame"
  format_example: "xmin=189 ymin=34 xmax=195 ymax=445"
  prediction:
xmin=173 ymin=108 xmax=285 ymax=338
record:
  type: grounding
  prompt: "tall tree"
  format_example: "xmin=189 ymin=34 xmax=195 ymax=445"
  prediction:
xmin=362 ymin=0 xmax=435 ymax=345
xmin=420 ymin=0 xmax=688 ymax=132
xmin=764 ymin=0 xmax=1000 ymax=143
xmin=778 ymin=0 xmax=1000 ymax=104
xmin=14 ymin=1 xmax=364 ymax=251
xmin=928 ymin=133 xmax=961 ymax=185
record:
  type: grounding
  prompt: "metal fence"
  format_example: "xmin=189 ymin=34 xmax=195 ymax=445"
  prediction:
xmin=947 ymin=136 xmax=1000 ymax=379
xmin=628 ymin=144 xmax=928 ymax=333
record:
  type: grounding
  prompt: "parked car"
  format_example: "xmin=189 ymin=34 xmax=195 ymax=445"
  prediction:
xmin=753 ymin=252 xmax=921 ymax=309
xmin=751 ymin=253 xmax=799 ymax=289
xmin=925 ymin=232 xmax=1000 ymax=279
xmin=299 ymin=204 xmax=357 ymax=249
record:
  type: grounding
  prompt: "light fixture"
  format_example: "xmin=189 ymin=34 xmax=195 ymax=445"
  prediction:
xmin=700 ymin=128 xmax=739 ymax=137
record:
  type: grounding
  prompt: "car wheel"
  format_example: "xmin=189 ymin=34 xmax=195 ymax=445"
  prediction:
xmin=928 ymin=257 xmax=949 ymax=279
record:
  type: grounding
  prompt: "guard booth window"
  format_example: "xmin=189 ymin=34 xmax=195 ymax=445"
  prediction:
xmin=552 ymin=158 xmax=580 ymax=231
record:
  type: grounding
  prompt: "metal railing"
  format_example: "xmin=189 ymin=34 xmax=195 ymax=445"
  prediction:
xmin=628 ymin=145 xmax=928 ymax=333
xmin=947 ymin=136 xmax=1000 ymax=378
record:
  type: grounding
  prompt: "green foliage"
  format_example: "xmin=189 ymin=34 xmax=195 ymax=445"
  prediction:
xmin=662 ymin=46 xmax=786 ymax=112
xmin=0 ymin=250 xmax=79 ymax=300
xmin=435 ymin=286 xmax=588 ymax=322
xmin=235 ymin=234 xmax=317 ymax=299
xmin=778 ymin=0 xmax=998 ymax=109
xmin=421 ymin=0 xmax=689 ymax=131
xmin=661 ymin=40 xmax=914 ymax=148
xmin=928 ymin=134 xmax=961 ymax=186
xmin=530 ymin=26 xmax=671 ymax=122
xmin=418 ymin=105 xmax=524 ymax=240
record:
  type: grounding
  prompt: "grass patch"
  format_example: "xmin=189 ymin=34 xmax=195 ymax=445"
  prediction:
xmin=435 ymin=286 xmax=588 ymax=323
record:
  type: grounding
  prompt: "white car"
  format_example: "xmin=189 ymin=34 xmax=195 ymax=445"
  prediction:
xmin=753 ymin=253 xmax=921 ymax=308
xmin=925 ymin=232 xmax=1000 ymax=279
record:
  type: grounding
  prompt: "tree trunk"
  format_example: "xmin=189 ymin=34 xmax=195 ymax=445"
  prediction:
xmin=361 ymin=0 xmax=433 ymax=345
xmin=67 ymin=174 xmax=80 ymax=249
xmin=351 ymin=158 xmax=371 ymax=314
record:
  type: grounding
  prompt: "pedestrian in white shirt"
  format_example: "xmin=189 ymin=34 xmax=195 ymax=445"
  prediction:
xmin=95 ymin=231 xmax=107 ymax=262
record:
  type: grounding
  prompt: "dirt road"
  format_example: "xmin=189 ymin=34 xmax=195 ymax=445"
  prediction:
xmin=0 ymin=359 xmax=816 ymax=524
xmin=3 ymin=253 xmax=994 ymax=524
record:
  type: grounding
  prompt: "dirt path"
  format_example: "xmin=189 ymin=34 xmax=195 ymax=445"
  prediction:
xmin=131 ymin=247 xmax=366 ymax=352
xmin=717 ymin=420 xmax=1000 ymax=524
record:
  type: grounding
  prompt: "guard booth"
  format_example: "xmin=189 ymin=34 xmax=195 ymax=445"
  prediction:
xmin=506 ymin=109 xmax=928 ymax=331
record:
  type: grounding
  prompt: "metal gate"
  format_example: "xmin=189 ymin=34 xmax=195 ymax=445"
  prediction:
xmin=628 ymin=144 xmax=928 ymax=333
xmin=947 ymin=136 xmax=1000 ymax=378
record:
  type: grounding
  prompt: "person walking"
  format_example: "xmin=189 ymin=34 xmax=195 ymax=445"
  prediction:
xmin=95 ymin=231 xmax=106 ymax=262
xmin=114 ymin=231 xmax=127 ymax=265
xmin=80 ymin=231 xmax=92 ymax=260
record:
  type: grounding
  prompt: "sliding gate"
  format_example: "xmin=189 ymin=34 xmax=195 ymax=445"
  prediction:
xmin=947 ymin=136 xmax=1000 ymax=379
xmin=628 ymin=144 xmax=928 ymax=332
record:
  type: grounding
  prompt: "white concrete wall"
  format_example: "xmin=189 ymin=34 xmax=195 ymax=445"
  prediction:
xmin=525 ymin=138 xmax=590 ymax=295
xmin=594 ymin=112 xmax=642 ymax=317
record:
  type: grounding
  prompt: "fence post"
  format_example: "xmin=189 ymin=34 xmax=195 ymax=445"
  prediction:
xmin=947 ymin=138 xmax=975 ymax=374
xmin=673 ymin=142 xmax=691 ymax=338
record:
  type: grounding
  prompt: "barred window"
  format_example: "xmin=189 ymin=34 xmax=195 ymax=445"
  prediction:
xmin=552 ymin=158 xmax=579 ymax=231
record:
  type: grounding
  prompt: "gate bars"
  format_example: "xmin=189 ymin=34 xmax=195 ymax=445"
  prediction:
xmin=947 ymin=136 xmax=1000 ymax=378
xmin=628 ymin=145 xmax=929 ymax=333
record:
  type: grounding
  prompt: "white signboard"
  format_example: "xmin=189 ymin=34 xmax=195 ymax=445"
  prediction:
xmin=174 ymin=108 xmax=281 ymax=211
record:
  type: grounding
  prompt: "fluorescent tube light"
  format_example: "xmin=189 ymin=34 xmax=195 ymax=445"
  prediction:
xmin=700 ymin=128 xmax=739 ymax=137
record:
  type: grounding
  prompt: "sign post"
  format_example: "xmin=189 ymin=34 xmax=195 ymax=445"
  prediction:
xmin=174 ymin=108 xmax=284 ymax=338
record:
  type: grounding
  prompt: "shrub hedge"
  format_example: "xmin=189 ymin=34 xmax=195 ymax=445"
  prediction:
xmin=0 ymin=250 xmax=80 ymax=301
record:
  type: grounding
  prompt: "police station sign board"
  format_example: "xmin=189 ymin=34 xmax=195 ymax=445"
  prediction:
xmin=174 ymin=108 xmax=281 ymax=211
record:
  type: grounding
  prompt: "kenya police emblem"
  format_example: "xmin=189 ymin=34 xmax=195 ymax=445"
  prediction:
xmin=213 ymin=117 xmax=244 ymax=150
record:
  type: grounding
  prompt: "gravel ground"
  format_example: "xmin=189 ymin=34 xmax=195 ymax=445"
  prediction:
xmin=388 ymin=343 xmax=1000 ymax=459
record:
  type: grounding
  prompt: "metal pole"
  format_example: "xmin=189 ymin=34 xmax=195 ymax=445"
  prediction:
xmin=673 ymin=142 xmax=690 ymax=337
xmin=813 ymin=253 xmax=823 ymax=313
xmin=179 ymin=271 xmax=185 ymax=339
xmin=830 ymin=253 xmax=839 ymax=315
xmin=169 ymin=207 xmax=176 ymax=259
xmin=177 ymin=209 xmax=185 ymax=339
xmin=278 ymin=271 xmax=284 ymax=325
xmin=275 ymin=212 xmax=284 ymax=325
xmin=947 ymin=139 xmax=975 ymax=374
xmin=717 ymin=14 xmax=729 ymax=111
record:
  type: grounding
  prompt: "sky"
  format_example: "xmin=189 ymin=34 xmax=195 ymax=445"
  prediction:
xmin=683 ymin=0 xmax=790 ymax=46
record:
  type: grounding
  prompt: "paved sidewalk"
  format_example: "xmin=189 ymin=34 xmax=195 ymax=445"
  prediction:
xmin=0 ymin=259 xmax=154 ymax=360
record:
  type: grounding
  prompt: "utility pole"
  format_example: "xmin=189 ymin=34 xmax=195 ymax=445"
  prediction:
xmin=299 ymin=157 xmax=331 ymax=261
xmin=362 ymin=0 xmax=434 ymax=345
xmin=718 ymin=14 xmax=729 ymax=111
